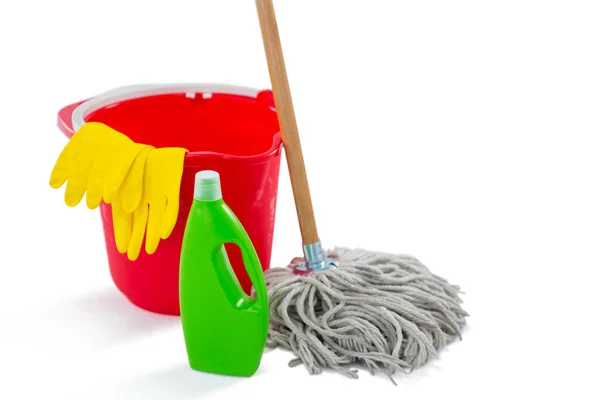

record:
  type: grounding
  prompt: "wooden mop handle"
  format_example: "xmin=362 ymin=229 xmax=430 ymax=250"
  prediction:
xmin=255 ymin=0 xmax=320 ymax=245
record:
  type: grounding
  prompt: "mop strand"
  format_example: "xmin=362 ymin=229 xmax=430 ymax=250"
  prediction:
xmin=264 ymin=247 xmax=468 ymax=383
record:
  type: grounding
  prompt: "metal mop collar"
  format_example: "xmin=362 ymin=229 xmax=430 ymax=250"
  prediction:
xmin=264 ymin=244 xmax=468 ymax=383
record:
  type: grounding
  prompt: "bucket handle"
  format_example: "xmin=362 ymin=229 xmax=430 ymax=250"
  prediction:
xmin=70 ymin=83 xmax=267 ymax=132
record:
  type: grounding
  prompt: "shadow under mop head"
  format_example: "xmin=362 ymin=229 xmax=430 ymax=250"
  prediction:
xmin=265 ymin=247 xmax=468 ymax=383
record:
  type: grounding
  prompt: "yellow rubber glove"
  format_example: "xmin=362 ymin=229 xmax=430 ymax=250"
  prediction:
xmin=111 ymin=147 xmax=153 ymax=260
xmin=49 ymin=122 xmax=151 ymax=209
xmin=141 ymin=147 xmax=188 ymax=255
xmin=111 ymin=146 xmax=187 ymax=261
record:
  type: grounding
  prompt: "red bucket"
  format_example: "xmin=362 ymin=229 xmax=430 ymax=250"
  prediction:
xmin=57 ymin=83 xmax=283 ymax=316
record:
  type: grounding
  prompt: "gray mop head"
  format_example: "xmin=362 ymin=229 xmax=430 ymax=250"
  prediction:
xmin=265 ymin=247 xmax=468 ymax=383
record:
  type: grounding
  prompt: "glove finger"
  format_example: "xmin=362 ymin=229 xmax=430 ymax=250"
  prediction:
xmin=128 ymin=203 xmax=149 ymax=261
xmin=85 ymin=148 xmax=113 ymax=209
xmin=64 ymin=142 xmax=99 ymax=207
xmin=161 ymin=195 xmax=179 ymax=240
xmin=160 ymin=148 xmax=186 ymax=239
xmin=112 ymin=201 xmax=132 ymax=254
xmin=49 ymin=134 xmax=81 ymax=189
xmin=145 ymin=198 xmax=166 ymax=255
xmin=113 ymin=147 xmax=151 ymax=211
xmin=121 ymin=147 xmax=151 ymax=212
xmin=104 ymin=144 xmax=151 ymax=205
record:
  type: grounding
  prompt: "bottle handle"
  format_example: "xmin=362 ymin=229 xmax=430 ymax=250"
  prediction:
xmin=232 ymin=236 xmax=268 ymax=308
xmin=218 ymin=222 xmax=268 ymax=310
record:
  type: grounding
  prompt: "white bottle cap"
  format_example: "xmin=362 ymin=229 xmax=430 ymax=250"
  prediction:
xmin=194 ymin=170 xmax=222 ymax=202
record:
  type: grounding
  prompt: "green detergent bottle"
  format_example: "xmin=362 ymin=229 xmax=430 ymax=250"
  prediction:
xmin=179 ymin=170 xmax=269 ymax=377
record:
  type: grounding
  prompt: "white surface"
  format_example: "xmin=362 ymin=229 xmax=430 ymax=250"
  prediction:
xmin=1 ymin=0 xmax=600 ymax=399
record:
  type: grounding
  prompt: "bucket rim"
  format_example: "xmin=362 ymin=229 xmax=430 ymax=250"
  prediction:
xmin=66 ymin=83 xmax=283 ymax=165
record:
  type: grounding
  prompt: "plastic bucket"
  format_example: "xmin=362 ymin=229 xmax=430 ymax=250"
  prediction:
xmin=57 ymin=83 xmax=283 ymax=316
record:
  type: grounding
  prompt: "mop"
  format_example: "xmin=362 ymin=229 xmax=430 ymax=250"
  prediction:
xmin=255 ymin=0 xmax=468 ymax=382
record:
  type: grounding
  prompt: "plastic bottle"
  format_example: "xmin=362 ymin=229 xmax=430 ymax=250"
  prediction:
xmin=179 ymin=170 xmax=269 ymax=377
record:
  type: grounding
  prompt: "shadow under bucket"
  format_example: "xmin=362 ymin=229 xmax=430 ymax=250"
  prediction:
xmin=57 ymin=83 xmax=283 ymax=316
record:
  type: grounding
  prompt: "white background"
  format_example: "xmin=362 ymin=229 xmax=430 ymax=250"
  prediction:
xmin=1 ymin=0 xmax=599 ymax=399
